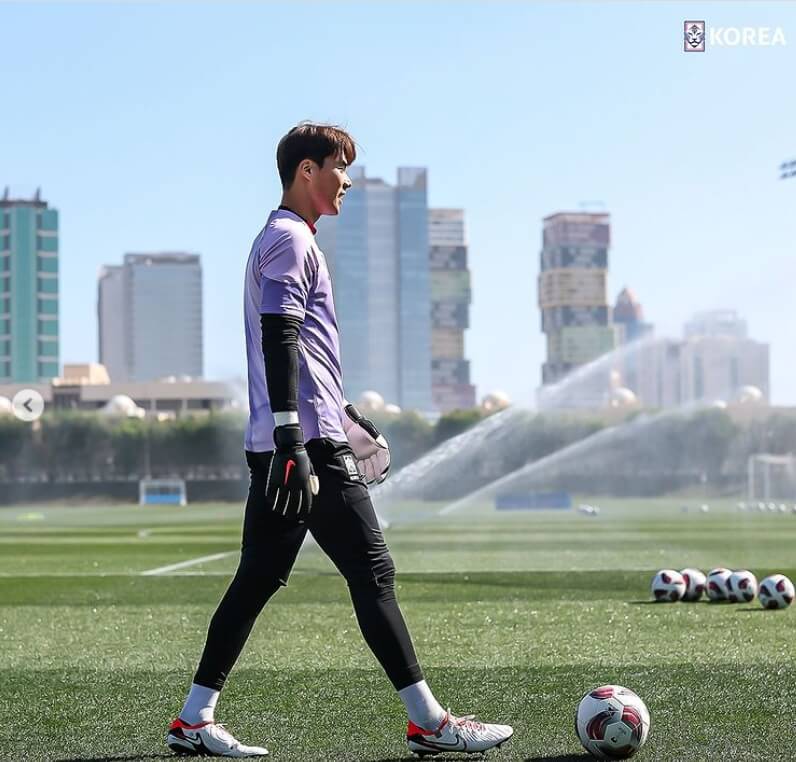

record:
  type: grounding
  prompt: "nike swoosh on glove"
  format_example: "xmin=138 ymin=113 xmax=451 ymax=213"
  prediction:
xmin=342 ymin=403 xmax=391 ymax=485
xmin=266 ymin=424 xmax=319 ymax=519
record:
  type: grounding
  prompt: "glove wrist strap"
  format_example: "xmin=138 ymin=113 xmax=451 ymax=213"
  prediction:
xmin=274 ymin=423 xmax=304 ymax=449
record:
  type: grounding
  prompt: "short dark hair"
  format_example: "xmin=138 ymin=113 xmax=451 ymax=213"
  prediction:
xmin=276 ymin=122 xmax=357 ymax=189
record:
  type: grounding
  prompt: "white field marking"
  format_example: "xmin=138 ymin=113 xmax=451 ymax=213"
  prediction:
xmin=140 ymin=551 xmax=237 ymax=576
xmin=0 ymin=571 xmax=237 ymax=577
xmin=138 ymin=534 xmax=318 ymax=576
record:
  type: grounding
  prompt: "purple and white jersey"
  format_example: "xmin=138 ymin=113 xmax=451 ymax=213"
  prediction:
xmin=244 ymin=208 xmax=347 ymax=451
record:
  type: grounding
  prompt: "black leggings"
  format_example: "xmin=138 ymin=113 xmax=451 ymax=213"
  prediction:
xmin=193 ymin=438 xmax=423 ymax=692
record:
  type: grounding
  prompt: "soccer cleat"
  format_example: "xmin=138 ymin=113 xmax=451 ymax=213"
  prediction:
xmin=406 ymin=710 xmax=513 ymax=756
xmin=166 ymin=718 xmax=269 ymax=757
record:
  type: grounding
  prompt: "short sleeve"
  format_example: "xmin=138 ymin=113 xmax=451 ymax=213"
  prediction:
xmin=259 ymin=230 xmax=314 ymax=321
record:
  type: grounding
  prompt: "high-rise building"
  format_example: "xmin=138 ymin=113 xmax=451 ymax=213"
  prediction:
xmin=0 ymin=189 xmax=59 ymax=383
xmin=679 ymin=311 xmax=768 ymax=403
xmin=626 ymin=310 xmax=769 ymax=408
xmin=538 ymin=212 xmax=616 ymax=396
xmin=429 ymin=209 xmax=475 ymax=412
xmin=97 ymin=265 xmax=125 ymax=382
xmin=97 ymin=253 xmax=203 ymax=382
xmin=624 ymin=338 xmax=683 ymax=409
xmin=316 ymin=167 xmax=433 ymax=412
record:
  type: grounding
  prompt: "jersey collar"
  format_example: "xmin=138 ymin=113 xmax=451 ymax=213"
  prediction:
xmin=278 ymin=205 xmax=317 ymax=235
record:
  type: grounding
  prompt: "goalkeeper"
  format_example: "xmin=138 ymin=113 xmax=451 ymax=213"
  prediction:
xmin=166 ymin=123 xmax=512 ymax=758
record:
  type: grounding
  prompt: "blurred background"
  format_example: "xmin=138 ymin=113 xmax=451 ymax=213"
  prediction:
xmin=0 ymin=1 xmax=795 ymax=511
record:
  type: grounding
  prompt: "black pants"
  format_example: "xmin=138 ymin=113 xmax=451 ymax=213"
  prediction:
xmin=194 ymin=438 xmax=423 ymax=692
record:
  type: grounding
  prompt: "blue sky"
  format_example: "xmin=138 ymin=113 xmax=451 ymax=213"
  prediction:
xmin=2 ymin=2 xmax=795 ymax=405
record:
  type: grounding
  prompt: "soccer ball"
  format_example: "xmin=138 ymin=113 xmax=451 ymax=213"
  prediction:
xmin=575 ymin=685 xmax=650 ymax=760
xmin=679 ymin=568 xmax=706 ymax=601
xmin=706 ymin=567 xmax=732 ymax=601
xmin=727 ymin=570 xmax=758 ymax=603
xmin=758 ymin=574 xmax=795 ymax=610
xmin=651 ymin=569 xmax=686 ymax=602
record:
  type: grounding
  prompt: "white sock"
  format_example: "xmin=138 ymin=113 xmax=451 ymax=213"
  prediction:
xmin=180 ymin=682 xmax=220 ymax=725
xmin=398 ymin=680 xmax=446 ymax=730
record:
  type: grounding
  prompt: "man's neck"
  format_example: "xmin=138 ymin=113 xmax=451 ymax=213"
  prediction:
xmin=279 ymin=195 xmax=319 ymax=231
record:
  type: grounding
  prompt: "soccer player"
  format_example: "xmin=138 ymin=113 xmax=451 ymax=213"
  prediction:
xmin=166 ymin=123 xmax=513 ymax=758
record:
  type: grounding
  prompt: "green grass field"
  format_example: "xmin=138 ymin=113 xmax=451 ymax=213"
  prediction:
xmin=1 ymin=498 xmax=795 ymax=761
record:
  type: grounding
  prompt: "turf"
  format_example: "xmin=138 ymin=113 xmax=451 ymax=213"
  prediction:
xmin=1 ymin=498 xmax=794 ymax=761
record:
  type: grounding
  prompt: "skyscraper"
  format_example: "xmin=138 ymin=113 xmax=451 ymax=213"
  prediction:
xmin=316 ymin=167 xmax=433 ymax=412
xmin=626 ymin=310 xmax=769 ymax=408
xmin=0 ymin=189 xmax=59 ymax=383
xmin=429 ymin=209 xmax=476 ymax=412
xmin=538 ymin=212 xmax=615 ymax=393
xmin=680 ymin=310 xmax=769 ymax=403
xmin=98 ymin=253 xmax=203 ymax=382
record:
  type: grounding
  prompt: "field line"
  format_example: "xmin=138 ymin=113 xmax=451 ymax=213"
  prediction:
xmin=140 ymin=551 xmax=237 ymax=576
xmin=0 ymin=571 xmax=236 ymax=577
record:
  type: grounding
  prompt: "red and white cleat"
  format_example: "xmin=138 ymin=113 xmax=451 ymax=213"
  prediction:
xmin=166 ymin=718 xmax=269 ymax=757
xmin=407 ymin=710 xmax=513 ymax=756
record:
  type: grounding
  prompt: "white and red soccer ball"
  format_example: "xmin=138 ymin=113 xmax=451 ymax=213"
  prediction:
xmin=651 ymin=570 xmax=686 ymax=602
xmin=758 ymin=574 xmax=795 ymax=610
xmin=679 ymin=568 xmax=706 ymax=601
xmin=727 ymin=570 xmax=758 ymax=603
xmin=706 ymin=567 xmax=732 ymax=601
xmin=575 ymin=684 xmax=650 ymax=760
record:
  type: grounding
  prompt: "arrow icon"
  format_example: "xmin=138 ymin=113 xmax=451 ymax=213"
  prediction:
xmin=12 ymin=389 xmax=45 ymax=422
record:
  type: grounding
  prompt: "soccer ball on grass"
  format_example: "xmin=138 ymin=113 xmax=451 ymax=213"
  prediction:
xmin=758 ymin=574 xmax=794 ymax=609
xmin=706 ymin=567 xmax=732 ymax=602
xmin=651 ymin=569 xmax=685 ymax=602
xmin=575 ymin=684 xmax=650 ymax=760
xmin=727 ymin=570 xmax=757 ymax=603
xmin=679 ymin=568 xmax=706 ymax=602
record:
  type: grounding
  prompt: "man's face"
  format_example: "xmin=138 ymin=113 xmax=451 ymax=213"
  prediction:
xmin=309 ymin=152 xmax=352 ymax=215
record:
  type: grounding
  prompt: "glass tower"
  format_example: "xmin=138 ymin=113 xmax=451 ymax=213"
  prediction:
xmin=0 ymin=190 xmax=59 ymax=383
xmin=316 ymin=167 xmax=433 ymax=412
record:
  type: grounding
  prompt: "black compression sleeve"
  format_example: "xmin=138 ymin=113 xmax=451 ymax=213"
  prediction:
xmin=260 ymin=313 xmax=302 ymax=413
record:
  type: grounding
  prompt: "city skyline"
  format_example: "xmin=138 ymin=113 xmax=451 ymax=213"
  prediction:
xmin=2 ymin=3 xmax=795 ymax=405
xmin=0 ymin=185 xmax=782 ymax=407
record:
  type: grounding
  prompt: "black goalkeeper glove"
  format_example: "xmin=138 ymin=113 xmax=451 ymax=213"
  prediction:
xmin=266 ymin=424 xmax=319 ymax=519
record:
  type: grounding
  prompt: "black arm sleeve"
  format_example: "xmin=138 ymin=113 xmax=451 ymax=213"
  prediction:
xmin=260 ymin=313 xmax=302 ymax=413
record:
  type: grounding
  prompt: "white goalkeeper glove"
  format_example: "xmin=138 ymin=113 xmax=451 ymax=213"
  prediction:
xmin=342 ymin=402 xmax=391 ymax=485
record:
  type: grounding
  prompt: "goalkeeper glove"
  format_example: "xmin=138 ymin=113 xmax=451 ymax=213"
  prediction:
xmin=266 ymin=424 xmax=319 ymax=519
xmin=342 ymin=403 xmax=391 ymax=485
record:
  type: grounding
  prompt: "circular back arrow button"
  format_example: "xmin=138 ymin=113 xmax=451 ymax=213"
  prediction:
xmin=12 ymin=389 xmax=45 ymax=422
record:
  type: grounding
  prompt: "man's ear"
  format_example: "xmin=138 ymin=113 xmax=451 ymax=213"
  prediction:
xmin=300 ymin=160 xmax=314 ymax=181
